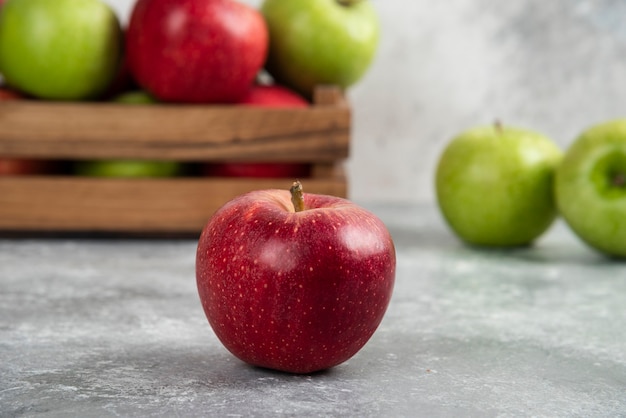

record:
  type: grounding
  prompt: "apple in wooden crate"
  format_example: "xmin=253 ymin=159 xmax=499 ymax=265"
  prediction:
xmin=261 ymin=0 xmax=380 ymax=98
xmin=196 ymin=181 xmax=396 ymax=374
xmin=204 ymin=84 xmax=312 ymax=178
xmin=0 ymin=0 xmax=122 ymax=100
xmin=126 ymin=0 xmax=268 ymax=103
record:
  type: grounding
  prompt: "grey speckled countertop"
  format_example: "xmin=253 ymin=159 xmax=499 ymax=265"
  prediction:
xmin=1 ymin=204 xmax=625 ymax=417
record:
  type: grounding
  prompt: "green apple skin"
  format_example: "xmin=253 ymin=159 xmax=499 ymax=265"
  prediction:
xmin=74 ymin=160 xmax=180 ymax=178
xmin=113 ymin=90 xmax=157 ymax=105
xmin=555 ymin=120 xmax=626 ymax=257
xmin=0 ymin=0 xmax=122 ymax=100
xmin=436 ymin=125 xmax=563 ymax=247
xmin=261 ymin=0 xmax=379 ymax=97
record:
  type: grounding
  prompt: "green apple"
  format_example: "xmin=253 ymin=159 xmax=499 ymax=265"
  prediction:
xmin=0 ymin=0 xmax=122 ymax=100
xmin=74 ymin=160 xmax=180 ymax=178
xmin=436 ymin=123 xmax=562 ymax=247
xmin=113 ymin=90 xmax=157 ymax=105
xmin=74 ymin=90 xmax=181 ymax=178
xmin=261 ymin=0 xmax=379 ymax=97
xmin=555 ymin=120 xmax=626 ymax=257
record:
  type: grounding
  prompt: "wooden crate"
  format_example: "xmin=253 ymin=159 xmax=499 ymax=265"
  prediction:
xmin=0 ymin=86 xmax=350 ymax=235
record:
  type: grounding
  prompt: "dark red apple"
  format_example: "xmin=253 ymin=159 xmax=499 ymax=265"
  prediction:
xmin=0 ymin=159 xmax=55 ymax=175
xmin=126 ymin=0 xmax=268 ymax=103
xmin=0 ymin=86 xmax=23 ymax=100
xmin=196 ymin=181 xmax=396 ymax=374
xmin=203 ymin=161 xmax=311 ymax=178
xmin=203 ymin=84 xmax=310 ymax=178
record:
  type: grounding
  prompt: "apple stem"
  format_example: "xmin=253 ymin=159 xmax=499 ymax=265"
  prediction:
xmin=613 ymin=172 xmax=625 ymax=188
xmin=290 ymin=180 xmax=305 ymax=212
xmin=494 ymin=120 xmax=503 ymax=134
xmin=337 ymin=0 xmax=364 ymax=6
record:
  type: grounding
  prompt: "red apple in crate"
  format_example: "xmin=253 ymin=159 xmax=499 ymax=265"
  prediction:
xmin=204 ymin=84 xmax=311 ymax=178
xmin=0 ymin=159 xmax=56 ymax=175
xmin=126 ymin=0 xmax=268 ymax=103
xmin=0 ymin=86 xmax=22 ymax=100
xmin=238 ymin=84 xmax=309 ymax=107
xmin=196 ymin=181 xmax=396 ymax=374
xmin=203 ymin=162 xmax=311 ymax=178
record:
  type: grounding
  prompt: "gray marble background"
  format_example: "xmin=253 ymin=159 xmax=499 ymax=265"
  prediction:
xmin=107 ymin=0 xmax=626 ymax=204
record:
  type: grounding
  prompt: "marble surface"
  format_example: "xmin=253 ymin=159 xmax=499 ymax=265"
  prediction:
xmin=1 ymin=204 xmax=625 ymax=417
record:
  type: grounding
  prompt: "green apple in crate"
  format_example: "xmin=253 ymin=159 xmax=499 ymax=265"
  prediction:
xmin=0 ymin=0 xmax=122 ymax=100
xmin=555 ymin=120 xmax=626 ymax=257
xmin=261 ymin=0 xmax=380 ymax=98
xmin=74 ymin=91 xmax=181 ymax=178
xmin=436 ymin=123 xmax=562 ymax=247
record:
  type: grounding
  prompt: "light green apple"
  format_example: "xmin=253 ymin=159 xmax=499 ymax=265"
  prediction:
xmin=436 ymin=124 xmax=562 ymax=247
xmin=261 ymin=0 xmax=379 ymax=98
xmin=0 ymin=0 xmax=122 ymax=100
xmin=74 ymin=90 xmax=181 ymax=178
xmin=555 ymin=120 xmax=626 ymax=257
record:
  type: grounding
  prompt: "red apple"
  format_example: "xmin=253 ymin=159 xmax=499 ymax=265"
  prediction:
xmin=196 ymin=181 xmax=396 ymax=374
xmin=0 ymin=158 xmax=55 ymax=175
xmin=126 ymin=0 xmax=268 ymax=103
xmin=203 ymin=84 xmax=310 ymax=178
xmin=203 ymin=162 xmax=311 ymax=178
xmin=0 ymin=86 xmax=23 ymax=100
xmin=238 ymin=84 xmax=309 ymax=108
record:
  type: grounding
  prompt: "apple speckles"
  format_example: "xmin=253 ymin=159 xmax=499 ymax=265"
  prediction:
xmin=196 ymin=190 xmax=396 ymax=374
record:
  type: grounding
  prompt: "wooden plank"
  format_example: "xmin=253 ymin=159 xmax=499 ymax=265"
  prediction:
xmin=0 ymin=175 xmax=347 ymax=234
xmin=0 ymin=87 xmax=351 ymax=161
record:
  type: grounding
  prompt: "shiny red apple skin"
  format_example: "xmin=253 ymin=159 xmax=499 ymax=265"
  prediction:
xmin=196 ymin=188 xmax=396 ymax=374
xmin=238 ymin=84 xmax=309 ymax=108
xmin=203 ymin=84 xmax=310 ymax=178
xmin=126 ymin=0 xmax=268 ymax=103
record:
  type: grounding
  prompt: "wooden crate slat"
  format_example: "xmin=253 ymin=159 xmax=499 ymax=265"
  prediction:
xmin=0 ymin=104 xmax=350 ymax=161
xmin=0 ymin=174 xmax=347 ymax=234
xmin=0 ymin=85 xmax=351 ymax=161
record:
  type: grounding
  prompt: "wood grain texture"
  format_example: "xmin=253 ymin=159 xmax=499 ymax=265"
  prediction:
xmin=0 ymin=86 xmax=350 ymax=161
xmin=0 ymin=86 xmax=350 ymax=234
xmin=0 ymin=173 xmax=347 ymax=234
